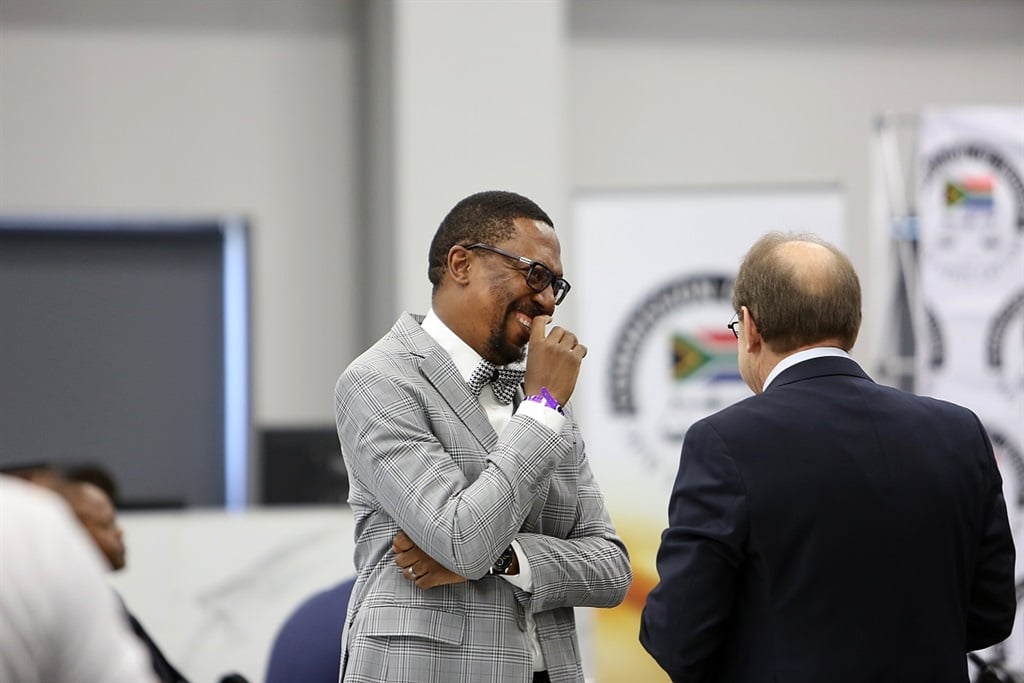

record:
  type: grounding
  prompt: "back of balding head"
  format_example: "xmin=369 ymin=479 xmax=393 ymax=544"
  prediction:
xmin=734 ymin=232 xmax=862 ymax=353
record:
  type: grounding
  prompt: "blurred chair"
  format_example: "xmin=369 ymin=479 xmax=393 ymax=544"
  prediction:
xmin=265 ymin=577 xmax=355 ymax=683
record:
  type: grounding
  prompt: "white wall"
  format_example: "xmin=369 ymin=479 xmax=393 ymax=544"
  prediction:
xmin=389 ymin=0 xmax=569 ymax=329
xmin=0 ymin=0 xmax=361 ymax=427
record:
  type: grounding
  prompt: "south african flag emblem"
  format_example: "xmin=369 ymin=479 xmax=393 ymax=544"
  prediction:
xmin=945 ymin=176 xmax=994 ymax=210
xmin=671 ymin=329 xmax=740 ymax=383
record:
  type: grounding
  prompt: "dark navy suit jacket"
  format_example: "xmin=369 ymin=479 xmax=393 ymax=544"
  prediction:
xmin=640 ymin=356 xmax=1016 ymax=683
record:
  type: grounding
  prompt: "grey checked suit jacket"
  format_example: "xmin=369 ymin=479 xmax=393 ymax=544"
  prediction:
xmin=334 ymin=313 xmax=632 ymax=683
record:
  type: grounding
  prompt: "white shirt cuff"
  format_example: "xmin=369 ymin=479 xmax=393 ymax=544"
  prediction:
xmin=516 ymin=398 xmax=565 ymax=432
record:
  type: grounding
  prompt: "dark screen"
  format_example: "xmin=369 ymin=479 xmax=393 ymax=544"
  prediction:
xmin=0 ymin=221 xmax=230 ymax=507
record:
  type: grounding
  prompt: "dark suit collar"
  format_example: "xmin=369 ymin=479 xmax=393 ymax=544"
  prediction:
xmin=767 ymin=355 xmax=872 ymax=391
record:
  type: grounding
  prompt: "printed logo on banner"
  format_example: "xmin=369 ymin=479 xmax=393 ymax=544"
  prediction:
xmin=991 ymin=427 xmax=1024 ymax=511
xmin=923 ymin=307 xmax=944 ymax=368
xmin=987 ymin=291 xmax=1024 ymax=401
xmin=607 ymin=274 xmax=748 ymax=480
xmin=915 ymin=307 xmax=946 ymax=395
xmin=919 ymin=143 xmax=1024 ymax=281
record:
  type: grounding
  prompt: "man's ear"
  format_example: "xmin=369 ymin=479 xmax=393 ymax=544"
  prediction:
xmin=742 ymin=305 xmax=762 ymax=354
xmin=447 ymin=245 xmax=473 ymax=286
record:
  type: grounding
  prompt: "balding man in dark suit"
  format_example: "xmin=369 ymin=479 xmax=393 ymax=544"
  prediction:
xmin=640 ymin=232 xmax=1016 ymax=683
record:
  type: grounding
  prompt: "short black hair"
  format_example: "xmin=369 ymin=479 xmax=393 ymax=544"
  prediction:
xmin=66 ymin=462 xmax=120 ymax=503
xmin=427 ymin=190 xmax=553 ymax=289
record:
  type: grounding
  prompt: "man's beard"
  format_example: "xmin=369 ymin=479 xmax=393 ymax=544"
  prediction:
xmin=486 ymin=325 xmax=527 ymax=367
xmin=485 ymin=303 xmax=538 ymax=366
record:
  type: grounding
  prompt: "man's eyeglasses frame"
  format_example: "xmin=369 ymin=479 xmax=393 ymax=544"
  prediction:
xmin=465 ymin=243 xmax=571 ymax=305
xmin=727 ymin=313 xmax=742 ymax=339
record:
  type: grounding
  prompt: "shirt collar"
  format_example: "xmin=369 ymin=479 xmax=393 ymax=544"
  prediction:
xmin=420 ymin=309 xmax=486 ymax=383
xmin=762 ymin=346 xmax=851 ymax=391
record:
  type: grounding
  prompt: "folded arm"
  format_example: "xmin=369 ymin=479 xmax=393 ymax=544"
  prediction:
xmin=337 ymin=362 xmax=571 ymax=579
xmin=508 ymin=416 xmax=631 ymax=611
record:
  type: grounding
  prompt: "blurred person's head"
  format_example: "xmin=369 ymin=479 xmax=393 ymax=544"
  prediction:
xmin=63 ymin=481 xmax=126 ymax=571
xmin=0 ymin=461 xmax=66 ymax=491
xmin=66 ymin=462 xmax=120 ymax=504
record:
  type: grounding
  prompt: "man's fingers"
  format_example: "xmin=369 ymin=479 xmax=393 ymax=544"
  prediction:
xmin=530 ymin=315 xmax=552 ymax=344
xmin=546 ymin=326 xmax=567 ymax=344
xmin=392 ymin=530 xmax=413 ymax=553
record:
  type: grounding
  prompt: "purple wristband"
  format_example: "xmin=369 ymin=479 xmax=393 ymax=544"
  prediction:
xmin=525 ymin=386 xmax=563 ymax=414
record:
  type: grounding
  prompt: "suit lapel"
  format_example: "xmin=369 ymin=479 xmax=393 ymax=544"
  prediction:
xmin=394 ymin=315 xmax=550 ymax=529
xmin=420 ymin=349 xmax=497 ymax=449
xmin=393 ymin=313 xmax=497 ymax=450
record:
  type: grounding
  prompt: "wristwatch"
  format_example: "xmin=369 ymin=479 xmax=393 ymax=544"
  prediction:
xmin=488 ymin=545 xmax=517 ymax=575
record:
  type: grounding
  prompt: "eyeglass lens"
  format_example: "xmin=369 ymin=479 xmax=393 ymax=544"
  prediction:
xmin=528 ymin=265 xmax=569 ymax=304
xmin=525 ymin=263 xmax=552 ymax=291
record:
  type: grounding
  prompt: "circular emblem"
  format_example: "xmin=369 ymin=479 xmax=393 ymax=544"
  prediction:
xmin=990 ymin=427 xmax=1024 ymax=510
xmin=923 ymin=306 xmax=944 ymax=370
xmin=919 ymin=143 xmax=1024 ymax=281
xmin=608 ymin=274 xmax=750 ymax=479
xmin=987 ymin=291 xmax=1024 ymax=401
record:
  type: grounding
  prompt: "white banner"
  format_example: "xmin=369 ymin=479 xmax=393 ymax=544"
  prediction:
xmin=574 ymin=188 xmax=844 ymax=682
xmin=916 ymin=106 xmax=1024 ymax=672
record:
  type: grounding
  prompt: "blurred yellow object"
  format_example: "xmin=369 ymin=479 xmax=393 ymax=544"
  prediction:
xmin=593 ymin=516 xmax=671 ymax=683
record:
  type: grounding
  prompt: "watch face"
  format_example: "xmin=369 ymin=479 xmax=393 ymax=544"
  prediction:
xmin=492 ymin=546 xmax=515 ymax=574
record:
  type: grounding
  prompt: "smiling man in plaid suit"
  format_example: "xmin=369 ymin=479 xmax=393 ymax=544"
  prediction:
xmin=334 ymin=190 xmax=632 ymax=683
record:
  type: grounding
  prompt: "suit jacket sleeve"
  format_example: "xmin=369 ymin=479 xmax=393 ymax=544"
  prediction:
xmin=337 ymin=361 xmax=628 ymax=596
xmin=640 ymin=419 xmax=747 ymax=683
xmin=965 ymin=413 xmax=1017 ymax=651
xmin=509 ymin=403 xmax=632 ymax=612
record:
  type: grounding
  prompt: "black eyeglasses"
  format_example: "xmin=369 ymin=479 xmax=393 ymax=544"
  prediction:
xmin=727 ymin=313 xmax=741 ymax=339
xmin=466 ymin=243 xmax=571 ymax=305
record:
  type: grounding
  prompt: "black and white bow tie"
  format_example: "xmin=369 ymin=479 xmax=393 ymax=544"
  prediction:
xmin=467 ymin=359 xmax=526 ymax=405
